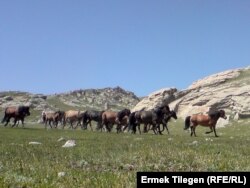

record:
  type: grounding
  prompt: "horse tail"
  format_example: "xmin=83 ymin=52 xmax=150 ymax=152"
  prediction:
xmin=1 ymin=108 xmax=8 ymax=123
xmin=1 ymin=115 xmax=6 ymax=123
xmin=184 ymin=116 xmax=191 ymax=130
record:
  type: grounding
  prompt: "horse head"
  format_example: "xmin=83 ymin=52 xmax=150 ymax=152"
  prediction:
xmin=117 ymin=108 xmax=131 ymax=121
xmin=219 ymin=110 xmax=227 ymax=119
xmin=170 ymin=110 xmax=177 ymax=120
xmin=21 ymin=106 xmax=30 ymax=116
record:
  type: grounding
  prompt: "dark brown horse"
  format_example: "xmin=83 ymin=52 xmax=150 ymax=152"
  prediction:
xmin=1 ymin=106 xmax=30 ymax=127
xmin=184 ymin=110 xmax=227 ymax=137
xmin=101 ymin=108 xmax=131 ymax=133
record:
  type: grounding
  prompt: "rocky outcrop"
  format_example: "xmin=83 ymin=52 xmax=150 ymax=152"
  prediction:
xmin=132 ymin=88 xmax=178 ymax=112
xmin=132 ymin=67 xmax=250 ymax=125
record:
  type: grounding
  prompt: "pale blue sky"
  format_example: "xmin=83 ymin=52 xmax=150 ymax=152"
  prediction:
xmin=0 ymin=0 xmax=249 ymax=96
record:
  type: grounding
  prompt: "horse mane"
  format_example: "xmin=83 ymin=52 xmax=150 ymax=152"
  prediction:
xmin=208 ymin=111 xmax=221 ymax=119
xmin=17 ymin=106 xmax=29 ymax=115
xmin=153 ymin=107 xmax=165 ymax=117
xmin=117 ymin=109 xmax=131 ymax=121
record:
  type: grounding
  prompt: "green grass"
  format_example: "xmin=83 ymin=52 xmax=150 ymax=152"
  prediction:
xmin=0 ymin=120 xmax=250 ymax=187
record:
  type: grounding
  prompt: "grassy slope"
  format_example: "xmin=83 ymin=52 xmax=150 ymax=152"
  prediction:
xmin=0 ymin=120 xmax=250 ymax=187
xmin=227 ymin=68 xmax=250 ymax=86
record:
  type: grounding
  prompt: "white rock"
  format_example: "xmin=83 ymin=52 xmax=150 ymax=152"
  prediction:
xmin=29 ymin=142 xmax=42 ymax=145
xmin=57 ymin=137 xmax=65 ymax=142
xmin=62 ymin=140 xmax=76 ymax=148
xmin=58 ymin=172 xmax=66 ymax=177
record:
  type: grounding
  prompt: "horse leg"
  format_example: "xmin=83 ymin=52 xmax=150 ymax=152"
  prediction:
xmin=152 ymin=124 xmax=158 ymax=135
xmin=205 ymin=127 xmax=213 ymax=134
xmin=103 ymin=122 xmax=109 ymax=132
xmin=49 ymin=120 xmax=53 ymax=129
xmin=190 ymin=126 xmax=194 ymax=136
xmin=164 ymin=124 xmax=170 ymax=135
xmin=193 ymin=126 xmax=197 ymax=137
xmin=106 ymin=123 xmax=112 ymax=132
xmin=55 ymin=121 xmax=58 ymax=128
xmin=158 ymin=124 xmax=164 ymax=135
xmin=96 ymin=121 xmax=101 ymax=131
xmin=4 ymin=117 xmax=10 ymax=126
xmin=213 ymin=126 xmax=219 ymax=137
xmin=53 ymin=118 xmax=58 ymax=128
xmin=89 ymin=121 xmax=93 ymax=131
xmin=62 ymin=118 xmax=67 ymax=129
xmin=130 ymin=124 xmax=135 ymax=134
xmin=12 ymin=118 xmax=17 ymax=128
xmin=74 ymin=121 xmax=79 ymax=129
xmin=116 ymin=124 xmax=121 ymax=133
xmin=1 ymin=115 xmax=6 ymax=124
xmin=137 ymin=124 xmax=141 ymax=134
xmin=70 ymin=121 xmax=75 ymax=129
xmin=143 ymin=124 xmax=148 ymax=133
xmin=21 ymin=117 xmax=24 ymax=128
xmin=16 ymin=120 xmax=19 ymax=127
xmin=160 ymin=123 xmax=165 ymax=133
xmin=122 ymin=124 xmax=128 ymax=132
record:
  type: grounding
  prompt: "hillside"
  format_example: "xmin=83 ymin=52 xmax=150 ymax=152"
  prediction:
xmin=0 ymin=87 xmax=140 ymax=122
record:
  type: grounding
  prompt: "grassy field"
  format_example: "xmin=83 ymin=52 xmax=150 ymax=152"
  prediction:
xmin=0 ymin=120 xmax=250 ymax=187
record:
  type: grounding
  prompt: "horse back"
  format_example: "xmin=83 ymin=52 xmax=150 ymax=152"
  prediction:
xmin=102 ymin=111 xmax=117 ymax=123
xmin=5 ymin=107 xmax=18 ymax=115
xmin=191 ymin=114 xmax=211 ymax=126
xmin=65 ymin=110 xmax=79 ymax=118
xmin=140 ymin=111 xmax=154 ymax=123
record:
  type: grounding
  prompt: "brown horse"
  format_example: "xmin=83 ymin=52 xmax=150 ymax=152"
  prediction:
xmin=184 ymin=110 xmax=227 ymax=137
xmin=1 ymin=106 xmax=30 ymax=127
xmin=101 ymin=108 xmax=131 ymax=133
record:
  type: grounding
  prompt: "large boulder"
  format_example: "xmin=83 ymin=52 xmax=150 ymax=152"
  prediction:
xmin=132 ymin=67 xmax=250 ymax=125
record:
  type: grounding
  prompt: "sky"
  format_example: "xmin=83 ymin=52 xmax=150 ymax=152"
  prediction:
xmin=0 ymin=0 xmax=250 ymax=97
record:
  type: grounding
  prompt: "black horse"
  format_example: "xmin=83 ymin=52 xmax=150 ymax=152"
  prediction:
xmin=131 ymin=105 xmax=171 ymax=134
xmin=1 ymin=106 xmax=30 ymax=127
xmin=157 ymin=110 xmax=177 ymax=134
xmin=82 ymin=110 xmax=104 ymax=131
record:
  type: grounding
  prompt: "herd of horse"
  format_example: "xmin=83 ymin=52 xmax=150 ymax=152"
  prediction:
xmin=1 ymin=105 xmax=227 ymax=137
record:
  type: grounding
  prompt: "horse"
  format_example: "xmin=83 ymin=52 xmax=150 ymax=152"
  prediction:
xmin=63 ymin=110 xmax=85 ymax=129
xmin=101 ymin=108 xmax=131 ymax=133
xmin=11 ymin=114 xmax=29 ymax=127
xmin=158 ymin=110 xmax=177 ymax=134
xmin=82 ymin=110 xmax=104 ymax=131
xmin=1 ymin=106 xmax=30 ymax=127
xmin=132 ymin=105 xmax=171 ymax=135
xmin=42 ymin=110 xmax=64 ymax=129
xmin=184 ymin=110 xmax=227 ymax=137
